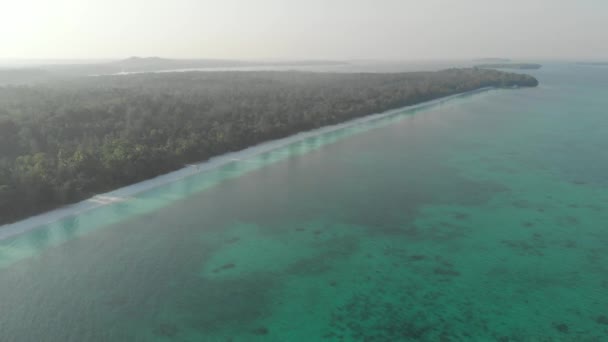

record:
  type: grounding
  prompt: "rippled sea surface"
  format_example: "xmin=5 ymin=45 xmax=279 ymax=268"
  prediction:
xmin=1 ymin=63 xmax=608 ymax=341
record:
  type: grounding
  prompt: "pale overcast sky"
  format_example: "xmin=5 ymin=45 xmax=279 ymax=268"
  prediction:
xmin=1 ymin=0 xmax=606 ymax=60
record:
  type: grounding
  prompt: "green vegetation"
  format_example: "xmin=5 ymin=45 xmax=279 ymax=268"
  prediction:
xmin=476 ymin=63 xmax=542 ymax=70
xmin=0 ymin=69 xmax=538 ymax=224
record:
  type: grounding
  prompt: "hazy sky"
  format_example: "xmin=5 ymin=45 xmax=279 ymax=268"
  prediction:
xmin=1 ymin=0 xmax=606 ymax=60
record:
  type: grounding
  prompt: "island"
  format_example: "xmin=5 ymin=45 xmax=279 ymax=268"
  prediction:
xmin=473 ymin=58 xmax=511 ymax=63
xmin=576 ymin=62 xmax=608 ymax=66
xmin=475 ymin=63 xmax=542 ymax=70
xmin=0 ymin=68 xmax=538 ymax=224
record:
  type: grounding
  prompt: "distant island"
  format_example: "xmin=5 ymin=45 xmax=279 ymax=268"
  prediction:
xmin=0 ymin=68 xmax=538 ymax=224
xmin=475 ymin=63 xmax=542 ymax=70
xmin=473 ymin=58 xmax=511 ymax=63
xmin=24 ymin=57 xmax=345 ymax=75
xmin=576 ymin=62 xmax=608 ymax=66
xmin=0 ymin=57 xmax=349 ymax=85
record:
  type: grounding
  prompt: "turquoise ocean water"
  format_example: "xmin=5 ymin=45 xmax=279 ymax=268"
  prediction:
xmin=1 ymin=63 xmax=607 ymax=341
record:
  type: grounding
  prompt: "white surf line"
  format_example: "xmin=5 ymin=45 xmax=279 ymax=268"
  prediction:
xmin=0 ymin=87 xmax=495 ymax=241
xmin=88 ymin=195 xmax=132 ymax=205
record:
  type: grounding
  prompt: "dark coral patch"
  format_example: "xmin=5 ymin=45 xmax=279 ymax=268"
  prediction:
xmin=212 ymin=263 xmax=236 ymax=273
xmin=178 ymin=272 xmax=278 ymax=333
xmin=452 ymin=212 xmax=469 ymax=220
xmin=153 ymin=323 xmax=178 ymax=337
xmin=330 ymin=294 xmax=434 ymax=340
xmin=435 ymin=256 xmax=453 ymax=268
xmin=501 ymin=238 xmax=545 ymax=256
xmin=596 ymin=315 xmax=608 ymax=325
xmin=225 ymin=237 xmax=240 ymax=244
xmin=251 ymin=327 xmax=269 ymax=335
xmin=557 ymin=216 xmax=580 ymax=226
xmin=434 ymin=268 xmax=461 ymax=277
xmin=511 ymin=200 xmax=531 ymax=208
xmin=553 ymin=322 xmax=569 ymax=334
xmin=562 ymin=240 xmax=577 ymax=248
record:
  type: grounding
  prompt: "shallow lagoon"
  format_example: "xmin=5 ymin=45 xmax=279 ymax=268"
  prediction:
xmin=1 ymin=63 xmax=607 ymax=341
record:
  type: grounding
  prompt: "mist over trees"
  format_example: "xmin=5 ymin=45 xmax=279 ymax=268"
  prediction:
xmin=0 ymin=69 xmax=538 ymax=224
xmin=0 ymin=57 xmax=348 ymax=85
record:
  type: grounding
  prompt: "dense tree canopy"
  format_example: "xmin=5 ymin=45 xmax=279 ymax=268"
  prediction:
xmin=0 ymin=68 xmax=538 ymax=224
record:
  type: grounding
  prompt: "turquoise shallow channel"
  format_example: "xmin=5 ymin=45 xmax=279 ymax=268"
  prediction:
xmin=1 ymin=63 xmax=608 ymax=341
